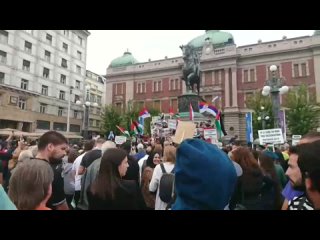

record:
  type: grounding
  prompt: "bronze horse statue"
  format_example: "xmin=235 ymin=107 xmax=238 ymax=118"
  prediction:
xmin=180 ymin=45 xmax=201 ymax=95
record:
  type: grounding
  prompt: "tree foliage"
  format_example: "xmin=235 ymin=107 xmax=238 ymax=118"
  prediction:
xmin=284 ymin=84 xmax=320 ymax=135
xmin=101 ymin=105 xmax=123 ymax=135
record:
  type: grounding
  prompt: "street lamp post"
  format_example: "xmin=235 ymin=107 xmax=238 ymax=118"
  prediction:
xmin=257 ymin=106 xmax=270 ymax=130
xmin=262 ymin=65 xmax=289 ymax=128
xmin=77 ymin=85 xmax=99 ymax=140
xmin=66 ymin=86 xmax=74 ymax=133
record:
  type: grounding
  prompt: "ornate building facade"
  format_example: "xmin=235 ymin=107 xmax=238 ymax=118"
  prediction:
xmin=106 ymin=30 xmax=320 ymax=140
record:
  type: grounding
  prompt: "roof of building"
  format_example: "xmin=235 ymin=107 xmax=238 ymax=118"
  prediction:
xmin=109 ymin=51 xmax=138 ymax=68
xmin=187 ymin=30 xmax=234 ymax=49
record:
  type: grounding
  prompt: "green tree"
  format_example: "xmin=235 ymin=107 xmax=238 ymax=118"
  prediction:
xmin=101 ymin=105 xmax=123 ymax=136
xmin=245 ymin=92 xmax=274 ymax=138
xmin=121 ymin=106 xmax=140 ymax=135
xmin=284 ymin=84 xmax=320 ymax=135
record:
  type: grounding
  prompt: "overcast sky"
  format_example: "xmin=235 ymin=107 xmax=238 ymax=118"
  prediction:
xmin=86 ymin=30 xmax=314 ymax=75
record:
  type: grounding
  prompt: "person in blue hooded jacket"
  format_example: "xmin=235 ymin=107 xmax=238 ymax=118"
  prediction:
xmin=172 ymin=139 xmax=237 ymax=210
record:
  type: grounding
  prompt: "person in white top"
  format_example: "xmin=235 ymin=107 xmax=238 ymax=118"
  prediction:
xmin=71 ymin=140 xmax=95 ymax=207
xmin=149 ymin=145 xmax=176 ymax=210
xmin=138 ymin=145 xmax=152 ymax=186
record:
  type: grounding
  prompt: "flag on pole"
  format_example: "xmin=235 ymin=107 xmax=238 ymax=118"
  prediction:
xmin=189 ymin=103 xmax=194 ymax=121
xmin=116 ymin=125 xmax=130 ymax=137
xmin=139 ymin=108 xmax=151 ymax=119
xmin=212 ymin=96 xmax=219 ymax=103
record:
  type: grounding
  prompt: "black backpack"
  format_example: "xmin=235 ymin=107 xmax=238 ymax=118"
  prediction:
xmin=159 ymin=163 xmax=175 ymax=203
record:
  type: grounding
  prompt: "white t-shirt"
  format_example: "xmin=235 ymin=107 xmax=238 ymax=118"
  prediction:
xmin=138 ymin=154 xmax=149 ymax=185
xmin=149 ymin=162 xmax=175 ymax=210
xmin=72 ymin=152 xmax=86 ymax=191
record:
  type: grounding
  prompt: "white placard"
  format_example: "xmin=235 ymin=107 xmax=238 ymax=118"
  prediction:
xmin=168 ymin=119 xmax=177 ymax=130
xmin=292 ymin=135 xmax=302 ymax=146
xmin=258 ymin=128 xmax=284 ymax=145
xmin=203 ymin=128 xmax=218 ymax=142
xmin=115 ymin=136 xmax=127 ymax=145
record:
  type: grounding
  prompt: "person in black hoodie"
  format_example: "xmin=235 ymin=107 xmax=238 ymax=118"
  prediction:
xmin=87 ymin=148 xmax=145 ymax=210
xmin=120 ymin=141 xmax=140 ymax=186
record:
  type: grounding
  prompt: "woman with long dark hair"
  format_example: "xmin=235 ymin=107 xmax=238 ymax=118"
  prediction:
xmin=87 ymin=148 xmax=145 ymax=210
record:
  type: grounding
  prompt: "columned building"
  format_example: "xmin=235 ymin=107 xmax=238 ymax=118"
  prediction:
xmin=0 ymin=30 xmax=90 ymax=134
xmin=105 ymin=30 xmax=320 ymax=141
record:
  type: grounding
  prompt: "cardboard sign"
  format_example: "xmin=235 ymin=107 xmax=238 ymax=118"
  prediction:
xmin=292 ymin=135 xmax=302 ymax=146
xmin=258 ymin=128 xmax=284 ymax=145
xmin=168 ymin=119 xmax=177 ymax=130
xmin=115 ymin=136 xmax=127 ymax=145
xmin=203 ymin=128 xmax=217 ymax=140
xmin=172 ymin=121 xmax=196 ymax=144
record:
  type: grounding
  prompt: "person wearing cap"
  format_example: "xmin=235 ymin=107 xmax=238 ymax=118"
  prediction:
xmin=172 ymin=139 xmax=237 ymax=210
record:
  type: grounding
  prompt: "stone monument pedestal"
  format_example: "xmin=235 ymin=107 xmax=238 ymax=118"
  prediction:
xmin=177 ymin=93 xmax=205 ymax=121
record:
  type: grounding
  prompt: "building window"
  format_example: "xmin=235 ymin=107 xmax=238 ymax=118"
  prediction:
xmin=21 ymin=79 xmax=28 ymax=90
xmin=0 ymin=30 xmax=9 ymax=43
xmin=96 ymin=108 xmax=101 ymax=115
xmin=41 ymin=85 xmax=48 ymax=95
xmin=63 ymin=30 xmax=69 ymax=37
xmin=243 ymin=70 xmax=249 ymax=82
xmin=22 ymin=60 xmax=30 ymax=71
xmin=153 ymin=80 xmax=162 ymax=92
xmin=0 ymin=72 xmax=4 ymax=84
xmin=70 ymin=124 xmax=80 ymax=132
xmin=74 ymin=94 xmax=80 ymax=103
xmin=97 ymin=96 xmax=101 ymax=104
xmin=74 ymin=110 xmax=78 ymax=119
xmin=61 ymin=58 xmax=68 ymax=68
xmin=76 ymin=65 xmax=81 ymax=74
xmin=0 ymin=50 xmax=7 ymax=63
xmin=77 ymin=51 xmax=82 ymax=60
xmin=37 ymin=120 xmax=50 ymax=130
xmin=116 ymin=83 xmax=123 ymax=95
xmin=301 ymin=63 xmax=307 ymax=77
xmin=75 ymin=80 xmax=80 ymax=89
xmin=170 ymin=79 xmax=174 ymax=90
xmin=250 ymin=69 xmax=255 ymax=82
xmin=62 ymin=42 xmax=68 ymax=53
xmin=40 ymin=103 xmax=47 ymax=113
xmin=89 ymin=119 xmax=93 ymax=127
xmin=78 ymin=36 xmax=83 ymax=46
xmin=96 ymin=120 xmax=101 ymax=128
xmin=59 ymin=91 xmax=65 ymax=100
xmin=24 ymin=41 xmax=32 ymax=53
xmin=43 ymin=67 xmax=49 ymax=78
xmin=294 ymin=64 xmax=299 ymax=78
xmin=53 ymin=122 xmax=66 ymax=131
xmin=175 ymin=79 xmax=179 ymax=90
xmin=153 ymin=100 xmax=161 ymax=111
xmin=244 ymin=92 xmax=254 ymax=107
xmin=45 ymin=50 xmax=51 ymax=62
xmin=18 ymin=97 xmax=26 ymax=110
xmin=60 ymin=74 xmax=66 ymax=84
xmin=46 ymin=33 xmax=52 ymax=45
xmin=58 ymin=107 xmax=63 ymax=116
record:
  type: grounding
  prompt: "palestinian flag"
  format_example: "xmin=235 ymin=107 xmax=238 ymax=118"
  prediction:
xmin=116 ymin=125 xmax=130 ymax=137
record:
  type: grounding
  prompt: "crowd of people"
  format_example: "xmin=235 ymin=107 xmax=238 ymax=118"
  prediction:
xmin=0 ymin=130 xmax=320 ymax=210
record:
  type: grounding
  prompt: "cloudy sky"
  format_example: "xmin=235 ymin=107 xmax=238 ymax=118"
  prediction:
xmin=86 ymin=30 xmax=314 ymax=75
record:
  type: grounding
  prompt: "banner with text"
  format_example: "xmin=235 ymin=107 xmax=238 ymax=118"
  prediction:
xmin=168 ymin=119 xmax=177 ymax=130
xmin=258 ymin=128 xmax=284 ymax=145
xmin=245 ymin=112 xmax=254 ymax=144
xmin=204 ymin=128 xmax=218 ymax=143
xmin=115 ymin=136 xmax=127 ymax=145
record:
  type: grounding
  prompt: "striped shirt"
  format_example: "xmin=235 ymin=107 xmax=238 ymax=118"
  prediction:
xmin=288 ymin=195 xmax=314 ymax=210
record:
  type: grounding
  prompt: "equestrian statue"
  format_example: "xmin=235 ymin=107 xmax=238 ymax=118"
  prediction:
xmin=180 ymin=45 xmax=201 ymax=95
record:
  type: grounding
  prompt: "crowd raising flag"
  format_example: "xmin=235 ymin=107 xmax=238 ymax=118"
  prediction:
xmin=198 ymin=101 xmax=227 ymax=140
xmin=189 ymin=103 xmax=194 ymax=121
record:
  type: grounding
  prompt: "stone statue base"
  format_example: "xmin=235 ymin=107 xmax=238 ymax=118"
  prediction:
xmin=177 ymin=93 xmax=206 ymax=121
